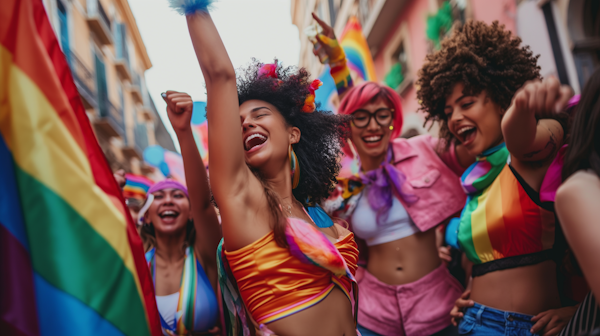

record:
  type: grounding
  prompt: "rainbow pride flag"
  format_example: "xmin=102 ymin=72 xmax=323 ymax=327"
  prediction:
xmin=191 ymin=101 xmax=209 ymax=167
xmin=340 ymin=16 xmax=377 ymax=82
xmin=124 ymin=174 xmax=154 ymax=200
xmin=0 ymin=0 xmax=161 ymax=335
xmin=315 ymin=16 xmax=377 ymax=112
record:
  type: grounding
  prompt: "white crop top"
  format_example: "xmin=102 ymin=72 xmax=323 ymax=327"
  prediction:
xmin=351 ymin=188 xmax=419 ymax=246
xmin=156 ymin=292 xmax=179 ymax=328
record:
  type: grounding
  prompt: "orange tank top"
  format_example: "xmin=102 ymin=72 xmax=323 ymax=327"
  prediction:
xmin=224 ymin=230 xmax=358 ymax=324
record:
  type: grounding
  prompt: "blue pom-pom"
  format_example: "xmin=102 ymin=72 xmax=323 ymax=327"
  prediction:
xmin=167 ymin=0 xmax=217 ymax=15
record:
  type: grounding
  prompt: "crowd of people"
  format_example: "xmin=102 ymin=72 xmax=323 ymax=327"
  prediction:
xmin=115 ymin=1 xmax=600 ymax=335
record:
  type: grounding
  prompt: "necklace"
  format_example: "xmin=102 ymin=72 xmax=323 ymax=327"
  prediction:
xmin=281 ymin=196 xmax=296 ymax=216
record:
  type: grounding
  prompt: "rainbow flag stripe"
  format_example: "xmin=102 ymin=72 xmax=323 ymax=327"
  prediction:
xmin=458 ymin=165 xmax=556 ymax=264
xmin=124 ymin=173 xmax=154 ymax=200
xmin=340 ymin=16 xmax=377 ymax=82
xmin=0 ymin=1 xmax=161 ymax=335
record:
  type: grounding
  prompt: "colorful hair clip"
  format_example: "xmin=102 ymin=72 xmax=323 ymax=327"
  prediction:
xmin=258 ymin=62 xmax=279 ymax=79
xmin=302 ymin=79 xmax=323 ymax=113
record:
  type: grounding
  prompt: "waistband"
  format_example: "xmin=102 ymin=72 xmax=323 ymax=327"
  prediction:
xmin=358 ymin=262 xmax=451 ymax=294
xmin=472 ymin=249 xmax=557 ymax=277
xmin=463 ymin=303 xmax=534 ymax=328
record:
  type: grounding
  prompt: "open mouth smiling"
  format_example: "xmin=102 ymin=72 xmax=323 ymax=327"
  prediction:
xmin=244 ymin=132 xmax=268 ymax=152
xmin=456 ymin=125 xmax=477 ymax=145
xmin=158 ymin=209 xmax=180 ymax=224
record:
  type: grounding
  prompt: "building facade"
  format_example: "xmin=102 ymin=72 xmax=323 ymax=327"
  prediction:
xmin=291 ymin=0 xmax=598 ymax=136
xmin=42 ymin=0 xmax=175 ymax=175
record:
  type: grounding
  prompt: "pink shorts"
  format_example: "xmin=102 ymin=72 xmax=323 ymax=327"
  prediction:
xmin=356 ymin=263 xmax=463 ymax=336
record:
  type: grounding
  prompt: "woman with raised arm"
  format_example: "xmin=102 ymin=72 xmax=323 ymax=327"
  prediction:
xmin=311 ymin=13 xmax=474 ymax=336
xmin=555 ymin=69 xmax=600 ymax=335
xmin=138 ymin=91 xmax=221 ymax=335
xmin=418 ymin=20 xmax=577 ymax=336
xmin=167 ymin=2 xmax=359 ymax=336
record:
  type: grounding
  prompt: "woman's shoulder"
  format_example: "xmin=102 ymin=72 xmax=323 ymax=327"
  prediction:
xmin=557 ymin=171 xmax=600 ymax=200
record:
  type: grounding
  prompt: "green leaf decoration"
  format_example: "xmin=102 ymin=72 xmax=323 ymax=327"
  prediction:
xmin=426 ymin=1 xmax=453 ymax=49
xmin=384 ymin=63 xmax=404 ymax=89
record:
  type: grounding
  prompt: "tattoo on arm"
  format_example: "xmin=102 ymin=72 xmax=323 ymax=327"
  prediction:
xmin=523 ymin=128 xmax=557 ymax=159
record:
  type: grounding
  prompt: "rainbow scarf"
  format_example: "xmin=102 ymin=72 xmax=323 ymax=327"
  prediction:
xmin=446 ymin=143 xmax=509 ymax=250
xmin=0 ymin=0 xmax=161 ymax=334
xmin=217 ymin=217 xmax=357 ymax=336
xmin=146 ymin=247 xmax=217 ymax=335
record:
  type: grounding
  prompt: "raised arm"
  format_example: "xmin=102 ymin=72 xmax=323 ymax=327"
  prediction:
xmin=311 ymin=13 xmax=354 ymax=100
xmin=163 ymin=92 xmax=221 ymax=280
xmin=501 ymin=77 xmax=572 ymax=163
xmin=176 ymin=4 xmax=250 ymax=200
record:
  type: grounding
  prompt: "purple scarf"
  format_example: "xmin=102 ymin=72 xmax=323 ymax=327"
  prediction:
xmin=359 ymin=146 xmax=417 ymax=225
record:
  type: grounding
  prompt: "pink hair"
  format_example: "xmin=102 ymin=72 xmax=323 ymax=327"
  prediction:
xmin=338 ymin=81 xmax=403 ymax=158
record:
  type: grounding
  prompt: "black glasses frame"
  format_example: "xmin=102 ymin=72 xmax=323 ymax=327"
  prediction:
xmin=351 ymin=108 xmax=396 ymax=128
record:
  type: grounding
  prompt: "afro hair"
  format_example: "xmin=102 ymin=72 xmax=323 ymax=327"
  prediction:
xmin=236 ymin=59 xmax=350 ymax=205
xmin=416 ymin=20 xmax=541 ymax=146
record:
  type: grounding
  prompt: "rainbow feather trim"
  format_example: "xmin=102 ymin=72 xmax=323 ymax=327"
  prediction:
xmin=167 ymin=0 xmax=217 ymax=15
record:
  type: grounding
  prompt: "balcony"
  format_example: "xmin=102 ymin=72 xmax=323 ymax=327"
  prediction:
xmin=94 ymin=98 xmax=125 ymax=138
xmin=68 ymin=51 xmax=97 ymax=110
xmin=129 ymin=72 xmax=143 ymax=104
xmin=86 ymin=0 xmax=113 ymax=45
xmin=114 ymin=59 xmax=131 ymax=81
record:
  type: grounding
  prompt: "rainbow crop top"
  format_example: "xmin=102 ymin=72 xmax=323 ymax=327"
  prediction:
xmin=457 ymin=164 xmax=558 ymax=276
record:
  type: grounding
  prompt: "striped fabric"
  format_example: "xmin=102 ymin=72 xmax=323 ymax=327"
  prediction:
xmin=124 ymin=173 xmax=154 ymax=200
xmin=559 ymin=292 xmax=600 ymax=336
xmin=0 ymin=0 xmax=161 ymax=335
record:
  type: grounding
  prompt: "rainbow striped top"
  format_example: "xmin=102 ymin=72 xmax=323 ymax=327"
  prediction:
xmin=457 ymin=163 xmax=556 ymax=266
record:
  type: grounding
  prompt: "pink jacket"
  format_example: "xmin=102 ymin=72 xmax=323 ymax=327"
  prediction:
xmin=324 ymin=134 xmax=466 ymax=233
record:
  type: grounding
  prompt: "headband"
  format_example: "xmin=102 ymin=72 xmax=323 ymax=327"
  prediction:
xmin=137 ymin=179 xmax=189 ymax=226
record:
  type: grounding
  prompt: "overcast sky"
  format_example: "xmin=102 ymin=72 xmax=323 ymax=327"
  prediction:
xmin=128 ymin=0 xmax=301 ymax=151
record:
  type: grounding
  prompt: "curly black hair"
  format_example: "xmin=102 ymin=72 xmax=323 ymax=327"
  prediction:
xmin=237 ymin=59 xmax=350 ymax=246
xmin=417 ymin=20 xmax=541 ymax=145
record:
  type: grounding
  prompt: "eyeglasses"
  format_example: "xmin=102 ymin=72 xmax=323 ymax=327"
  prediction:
xmin=351 ymin=108 xmax=395 ymax=128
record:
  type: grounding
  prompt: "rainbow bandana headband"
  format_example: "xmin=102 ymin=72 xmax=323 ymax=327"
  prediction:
xmin=446 ymin=143 xmax=509 ymax=249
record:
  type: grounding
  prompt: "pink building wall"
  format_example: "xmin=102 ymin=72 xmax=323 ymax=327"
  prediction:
xmin=471 ymin=0 xmax=517 ymax=34
xmin=374 ymin=0 xmax=431 ymax=117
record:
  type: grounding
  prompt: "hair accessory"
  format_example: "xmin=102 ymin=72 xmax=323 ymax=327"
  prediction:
xmin=167 ymin=0 xmax=217 ymax=15
xmin=148 ymin=179 xmax=189 ymax=197
xmin=258 ymin=61 xmax=279 ymax=79
xmin=289 ymin=145 xmax=300 ymax=189
xmin=302 ymin=79 xmax=323 ymax=113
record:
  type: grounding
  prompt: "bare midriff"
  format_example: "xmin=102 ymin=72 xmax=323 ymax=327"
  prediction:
xmin=366 ymin=228 xmax=441 ymax=285
xmin=266 ymin=287 xmax=357 ymax=336
xmin=470 ymin=260 xmax=561 ymax=315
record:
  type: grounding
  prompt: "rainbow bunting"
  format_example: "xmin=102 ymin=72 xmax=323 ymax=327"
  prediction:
xmin=0 ymin=1 xmax=161 ymax=335
xmin=124 ymin=174 xmax=154 ymax=200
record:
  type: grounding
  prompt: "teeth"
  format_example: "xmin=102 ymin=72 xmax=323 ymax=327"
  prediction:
xmin=457 ymin=127 xmax=475 ymax=135
xmin=161 ymin=210 xmax=177 ymax=216
xmin=245 ymin=133 xmax=266 ymax=146
xmin=364 ymin=136 xmax=382 ymax=142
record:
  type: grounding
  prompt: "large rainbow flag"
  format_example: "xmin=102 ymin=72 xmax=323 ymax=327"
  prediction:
xmin=0 ymin=0 xmax=161 ymax=335
xmin=315 ymin=16 xmax=377 ymax=112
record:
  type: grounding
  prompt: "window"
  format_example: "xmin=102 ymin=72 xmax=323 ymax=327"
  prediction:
xmin=57 ymin=0 xmax=70 ymax=64
xmin=94 ymin=51 xmax=109 ymax=118
xmin=427 ymin=0 xmax=467 ymax=50
xmin=115 ymin=23 xmax=130 ymax=66
xmin=384 ymin=39 xmax=410 ymax=91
